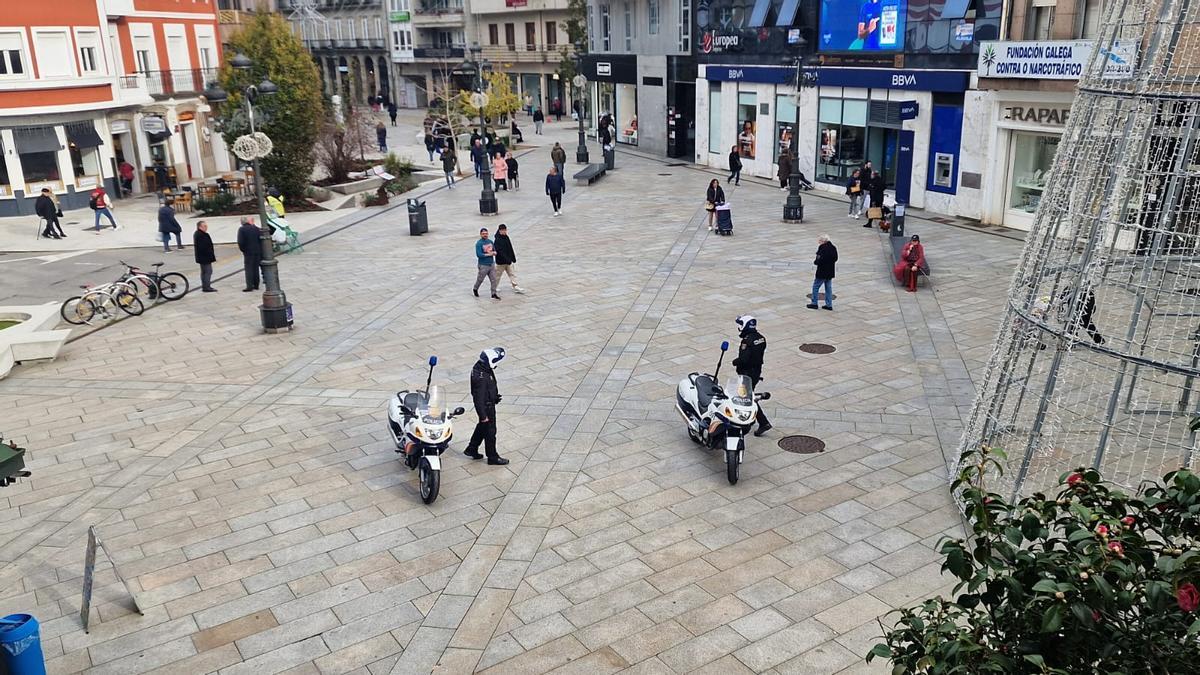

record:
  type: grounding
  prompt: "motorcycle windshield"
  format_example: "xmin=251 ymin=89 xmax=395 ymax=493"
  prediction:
xmin=725 ymin=375 xmax=754 ymax=407
xmin=421 ymin=386 xmax=447 ymax=423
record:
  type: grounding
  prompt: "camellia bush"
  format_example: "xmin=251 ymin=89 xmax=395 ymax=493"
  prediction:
xmin=868 ymin=446 xmax=1200 ymax=673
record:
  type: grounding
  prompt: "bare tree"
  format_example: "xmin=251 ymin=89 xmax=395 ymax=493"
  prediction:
xmin=412 ymin=61 xmax=472 ymax=176
xmin=315 ymin=105 xmax=373 ymax=184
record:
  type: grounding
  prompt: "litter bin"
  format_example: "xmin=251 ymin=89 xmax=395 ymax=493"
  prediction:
xmin=407 ymin=198 xmax=428 ymax=236
xmin=603 ymin=146 xmax=615 ymax=171
xmin=0 ymin=615 xmax=46 ymax=675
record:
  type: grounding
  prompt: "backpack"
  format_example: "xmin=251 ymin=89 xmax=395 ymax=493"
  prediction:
xmin=88 ymin=196 xmax=99 ymax=210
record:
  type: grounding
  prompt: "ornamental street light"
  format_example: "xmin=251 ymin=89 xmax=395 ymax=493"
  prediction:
xmin=782 ymin=55 xmax=816 ymax=223
xmin=203 ymin=53 xmax=293 ymax=333
xmin=466 ymin=43 xmax=498 ymax=215
xmin=573 ymin=41 xmax=589 ymax=164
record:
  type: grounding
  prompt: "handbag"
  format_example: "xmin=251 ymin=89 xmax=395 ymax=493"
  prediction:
xmin=849 ymin=185 xmax=861 ymax=193
xmin=867 ymin=207 xmax=883 ymax=219
xmin=704 ymin=201 xmax=715 ymax=211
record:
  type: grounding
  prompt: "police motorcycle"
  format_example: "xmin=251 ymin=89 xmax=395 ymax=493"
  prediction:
xmin=675 ymin=341 xmax=771 ymax=484
xmin=386 ymin=356 xmax=466 ymax=503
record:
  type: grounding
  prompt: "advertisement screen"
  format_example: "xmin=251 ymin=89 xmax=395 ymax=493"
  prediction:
xmin=819 ymin=0 xmax=907 ymax=51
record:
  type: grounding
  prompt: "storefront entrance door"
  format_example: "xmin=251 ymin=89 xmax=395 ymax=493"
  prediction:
xmin=867 ymin=127 xmax=900 ymax=189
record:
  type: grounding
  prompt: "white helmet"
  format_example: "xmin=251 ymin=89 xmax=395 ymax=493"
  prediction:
xmin=479 ymin=347 xmax=506 ymax=368
xmin=735 ymin=315 xmax=757 ymax=334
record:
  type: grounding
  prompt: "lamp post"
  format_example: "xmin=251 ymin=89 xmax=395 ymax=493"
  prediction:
xmin=468 ymin=43 xmax=498 ymax=215
xmin=203 ymin=53 xmax=293 ymax=333
xmin=573 ymin=41 xmax=589 ymax=164
xmin=782 ymin=56 xmax=810 ymax=223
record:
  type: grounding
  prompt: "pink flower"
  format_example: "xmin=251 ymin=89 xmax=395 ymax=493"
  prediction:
xmin=1067 ymin=473 xmax=1084 ymax=485
xmin=1178 ymin=583 xmax=1200 ymax=613
xmin=1107 ymin=541 xmax=1124 ymax=556
xmin=1122 ymin=516 xmax=1135 ymax=526
xmin=1096 ymin=524 xmax=1109 ymax=536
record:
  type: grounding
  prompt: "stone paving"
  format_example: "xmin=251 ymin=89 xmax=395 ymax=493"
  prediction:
xmin=0 ymin=121 xmax=1024 ymax=674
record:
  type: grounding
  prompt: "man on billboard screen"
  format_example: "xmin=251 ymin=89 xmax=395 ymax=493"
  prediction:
xmin=820 ymin=0 xmax=906 ymax=51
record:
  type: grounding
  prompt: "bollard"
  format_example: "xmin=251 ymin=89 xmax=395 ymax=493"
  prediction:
xmin=0 ymin=615 xmax=46 ymax=675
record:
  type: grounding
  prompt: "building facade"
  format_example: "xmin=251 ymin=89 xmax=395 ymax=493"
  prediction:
xmin=471 ymin=0 xmax=573 ymax=116
xmin=217 ymin=0 xmax=280 ymax=47
xmin=581 ymin=0 xmax=695 ymax=157
xmin=0 ymin=0 xmax=227 ymax=216
xmin=289 ymin=0 xmax=392 ymax=107
xmin=387 ymin=0 xmax=470 ymax=110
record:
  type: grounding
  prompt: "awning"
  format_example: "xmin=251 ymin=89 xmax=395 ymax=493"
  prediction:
xmin=12 ymin=126 xmax=60 ymax=154
xmin=65 ymin=121 xmax=104 ymax=148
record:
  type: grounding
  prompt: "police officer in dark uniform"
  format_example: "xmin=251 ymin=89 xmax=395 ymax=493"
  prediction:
xmin=732 ymin=315 xmax=772 ymax=436
xmin=464 ymin=347 xmax=510 ymax=465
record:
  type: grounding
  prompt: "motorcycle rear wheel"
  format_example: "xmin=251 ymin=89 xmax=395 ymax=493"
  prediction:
xmin=419 ymin=457 xmax=440 ymax=503
xmin=725 ymin=450 xmax=740 ymax=485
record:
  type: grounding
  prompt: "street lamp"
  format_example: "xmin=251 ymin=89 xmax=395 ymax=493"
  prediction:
xmin=467 ymin=43 xmax=498 ymax=216
xmin=203 ymin=53 xmax=293 ymax=333
xmin=781 ymin=55 xmax=811 ymax=223
xmin=573 ymin=40 xmax=589 ymax=164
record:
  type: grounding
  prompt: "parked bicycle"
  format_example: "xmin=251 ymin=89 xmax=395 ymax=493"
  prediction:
xmin=116 ymin=260 xmax=189 ymax=301
xmin=61 ymin=282 xmax=143 ymax=325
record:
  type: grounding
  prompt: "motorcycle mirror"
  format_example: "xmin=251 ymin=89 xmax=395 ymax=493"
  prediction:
xmin=429 ymin=355 xmax=438 ymax=367
xmin=721 ymin=341 xmax=729 ymax=351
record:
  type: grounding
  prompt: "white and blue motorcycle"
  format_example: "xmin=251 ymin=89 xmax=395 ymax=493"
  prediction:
xmin=386 ymin=356 xmax=466 ymax=503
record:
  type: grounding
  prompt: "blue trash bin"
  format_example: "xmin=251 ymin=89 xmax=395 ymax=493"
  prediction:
xmin=0 ymin=614 xmax=46 ymax=675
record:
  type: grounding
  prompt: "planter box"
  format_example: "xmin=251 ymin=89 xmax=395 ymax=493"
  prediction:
xmin=326 ymin=176 xmax=384 ymax=195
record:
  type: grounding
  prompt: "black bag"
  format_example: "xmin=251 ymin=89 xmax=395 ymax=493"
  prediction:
xmin=88 ymin=196 xmax=99 ymax=210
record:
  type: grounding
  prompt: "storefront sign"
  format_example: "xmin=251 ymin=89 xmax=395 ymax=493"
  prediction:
xmin=899 ymin=101 xmax=919 ymax=119
xmin=140 ymin=116 xmax=167 ymax=134
xmin=178 ymin=111 xmax=195 ymax=122
xmin=978 ymin=40 xmax=1136 ymax=80
xmin=110 ymin=120 xmax=129 ymax=133
xmin=389 ymin=11 xmax=410 ymax=21
xmin=596 ymin=62 xmax=611 ymax=76
xmin=954 ymin=23 xmax=974 ymax=42
xmin=814 ymin=68 xmax=969 ymax=92
xmin=581 ymin=55 xmax=637 ymax=83
xmin=704 ymin=65 xmax=793 ymax=84
xmin=505 ymin=0 xmax=527 ymax=6
xmin=701 ymin=30 xmax=741 ymax=54
xmin=1002 ymin=105 xmax=1071 ymax=128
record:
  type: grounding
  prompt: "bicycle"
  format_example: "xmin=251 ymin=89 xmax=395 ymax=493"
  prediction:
xmin=117 ymin=260 xmax=189 ymax=301
xmin=61 ymin=282 xmax=143 ymax=325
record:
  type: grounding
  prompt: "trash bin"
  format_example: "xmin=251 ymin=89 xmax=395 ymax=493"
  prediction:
xmin=603 ymin=147 xmax=615 ymax=171
xmin=0 ymin=614 xmax=46 ymax=675
xmin=407 ymin=198 xmax=428 ymax=236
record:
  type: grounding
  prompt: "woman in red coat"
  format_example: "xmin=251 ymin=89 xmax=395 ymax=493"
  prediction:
xmin=893 ymin=235 xmax=928 ymax=291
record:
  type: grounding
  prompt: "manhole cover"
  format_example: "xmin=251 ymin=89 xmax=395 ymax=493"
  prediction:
xmin=779 ymin=435 xmax=825 ymax=454
xmin=657 ymin=173 xmax=672 ymax=176
xmin=799 ymin=343 xmax=836 ymax=354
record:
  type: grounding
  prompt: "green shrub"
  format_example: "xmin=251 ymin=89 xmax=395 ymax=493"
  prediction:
xmin=193 ymin=192 xmax=236 ymax=215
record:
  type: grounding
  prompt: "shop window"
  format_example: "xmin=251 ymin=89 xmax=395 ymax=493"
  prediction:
xmin=0 ymin=32 xmax=26 ymax=78
xmin=708 ymin=82 xmax=721 ymax=152
xmin=1009 ymin=132 xmax=1058 ymax=213
xmin=737 ymin=92 xmax=757 ymax=159
xmin=775 ymin=94 xmax=797 ymax=162
xmin=616 ymin=83 xmax=638 ymax=145
xmin=70 ymin=144 xmax=102 ymax=188
xmin=649 ymin=0 xmax=660 ymax=35
xmin=816 ymin=98 xmax=867 ymax=184
xmin=22 ymin=152 xmax=60 ymax=185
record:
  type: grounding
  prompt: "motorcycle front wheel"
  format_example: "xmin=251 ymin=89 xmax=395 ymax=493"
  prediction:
xmin=725 ymin=449 xmax=740 ymax=485
xmin=419 ymin=457 xmax=440 ymax=504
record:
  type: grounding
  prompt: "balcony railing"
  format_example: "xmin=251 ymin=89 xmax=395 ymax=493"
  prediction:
xmin=480 ymin=43 xmax=573 ymax=63
xmin=218 ymin=9 xmax=245 ymax=24
xmin=415 ymin=0 xmax=464 ymax=14
xmin=412 ymin=45 xmax=466 ymax=59
xmin=142 ymin=68 xmax=218 ymax=98
xmin=118 ymin=75 xmax=141 ymax=89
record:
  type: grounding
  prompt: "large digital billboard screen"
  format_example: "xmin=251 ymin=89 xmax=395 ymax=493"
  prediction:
xmin=819 ymin=0 xmax=907 ymax=51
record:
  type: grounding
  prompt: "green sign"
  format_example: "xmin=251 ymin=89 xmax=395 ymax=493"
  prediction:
xmin=389 ymin=11 xmax=410 ymax=21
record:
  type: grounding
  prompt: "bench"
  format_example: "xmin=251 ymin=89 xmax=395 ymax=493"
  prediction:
xmin=573 ymin=163 xmax=608 ymax=186
xmin=890 ymin=235 xmax=931 ymax=289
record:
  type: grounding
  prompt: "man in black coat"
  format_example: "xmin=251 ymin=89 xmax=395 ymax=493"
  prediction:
xmin=464 ymin=348 xmax=509 ymax=465
xmin=193 ymin=220 xmax=217 ymax=292
xmin=732 ymin=315 xmax=772 ymax=436
xmin=237 ymin=217 xmax=262 ymax=292
xmin=35 ymin=188 xmax=64 ymax=239
xmin=808 ymin=235 xmax=839 ymax=311
xmin=493 ymin=224 xmax=525 ymax=294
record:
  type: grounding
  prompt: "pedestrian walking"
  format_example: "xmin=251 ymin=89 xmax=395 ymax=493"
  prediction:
xmin=471 ymin=140 xmax=486 ymax=179
xmin=533 ymin=108 xmax=545 ymax=134
xmin=551 ymin=142 xmax=567 ymax=179
xmin=505 ymin=151 xmax=519 ymax=190
xmin=524 ymin=94 xmax=533 ymax=116
xmin=867 ymin=170 xmax=885 ymax=228
xmin=375 ymin=122 xmax=387 ymax=153
xmin=553 ymin=97 xmax=563 ymax=122
xmin=238 ymin=216 xmax=262 ymax=291
xmin=777 ymin=151 xmax=792 ymax=190
xmin=35 ymin=188 xmax=65 ymax=239
xmin=118 ymin=160 xmax=135 ymax=196
xmin=90 ymin=187 xmax=118 ymax=230
xmin=808 ymin=235 xmax=838 ymax=311
xmin=732 ymin=315 xmax=772 ymax=435
xmin=464 ymin=348 xmax=509 ymax=465
xmin=494 ymin=224 xmax=525 ymax=293
xmin=546 ymin=166 xmax=565 ymax=216
xmin=846 ymin=170 xmax=864 ymax=218
xmin=705 ymin=178 xmax=725 ymax=231
xmin=158 ymin=200 xmax=183 ymax=252
xmin=728 ymin=145 xmax=742 ymax=185
xmin=425 ymin=133 xmax=436 ymax=163
xmin=473 ymin=227 xmax=501 ymax=300
xmin=388 ymin=101 xmax=398 ymax=126
xmin=441 ymin=145 xmax=458 ymax=189
xmin=193 ymin=220 xmax=217 ymax=292
xmin=492 ymin=152 xmax=509 ymax=190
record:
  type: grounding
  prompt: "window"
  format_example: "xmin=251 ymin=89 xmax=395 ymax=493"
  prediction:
xmin=816 ymin=98 xmax=867 ymax=184
xmin=198 ymin=46 xmax=213 ymax=70
xmin=76 ymin=30 xmax=102 ymax=74
xmin=489 ymin=23 xmax=499 ymax=45
xmin=679 ymin=0 xmax=691 ymax=51
xmin=708 ymin=81 xmax=721 ymax=151
xmin=624 ymin=2 xmax=633 ymax=50
xmin=362 ymin=18 xmax=369 ymax=40
xmin=525 ymin=22 xmax=536 ymax=50
xmin=505 ymin=23 xmax=515 ymax=48
xmin=587 ymin=7 xmax=594 ymax=51
xmin=1078 ymin=0 xmax=1102 ymax=38
xmin=600 ymin=4 xmax=610 ymax=51
xmin=349 ymin=18 xmax=356 ymax=40
xmin=34 ymin=30 xmax=73 ymax=78
xmin=22 ymin=154 xmax=61 ymax=184
xmin=737 ymin=92 xmax=757 ymax=159
xmin=1029 ymin=5 xmax=1055 ymax=40
xmin=648 ymin=0 xmax=659 ymax=35
xmin=375 ymin=18 xmax=383 ymax=40
xmin=1009 ymin=132 xmax=1059 ymax=212
xmin=546 ymin=22 xmax=557 ymax=45
xmin=775 ymin=94 xmax=797 ymax=162
xmin=135 ymin=49 xmax=152 ymax=73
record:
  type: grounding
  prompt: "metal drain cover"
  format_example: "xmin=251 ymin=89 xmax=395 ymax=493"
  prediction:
xmin=658 ymin=173 xmax=672 ymax=176
xmin=799 ymin=343 xmax=836 ymax=355
xmin=779 ymin=435 xmax=825 ymax=454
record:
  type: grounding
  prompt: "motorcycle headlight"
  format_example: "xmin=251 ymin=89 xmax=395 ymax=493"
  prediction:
xmin=737 ymin=410 xmax=753 ymax=422
xmin=425 ymin=426 xmax=444 ymax=441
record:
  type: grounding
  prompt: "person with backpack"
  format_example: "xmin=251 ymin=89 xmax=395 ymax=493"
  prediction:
xmin=441 ymin=144 xmax=458 ymax=189
xmin=90 ymin=187 xmax=118 ymax=231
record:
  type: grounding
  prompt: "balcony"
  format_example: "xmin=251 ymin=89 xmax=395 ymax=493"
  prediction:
xmin=412 ymin=0 xmax=466 ymax=26
xmin=412 ymin=45 xmax=467 ymax=60
xmin=218 ymin=9 xmax=246 ymax=25
xmin=480 ymin=43 xmax=573 ymax=64
xmin=115 ymin=74 xmax=153 ymax=105
xmin=142 ymin=68 xmax=218 ymax=99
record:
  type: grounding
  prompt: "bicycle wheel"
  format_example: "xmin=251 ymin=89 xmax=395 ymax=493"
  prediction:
xmin=156 ymin=272 xmax=189 ymax=300
xmin=115 ymin=288 xmax=144 ymax=316
xmin=61 ymin=296 xmax=97 ymax=325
